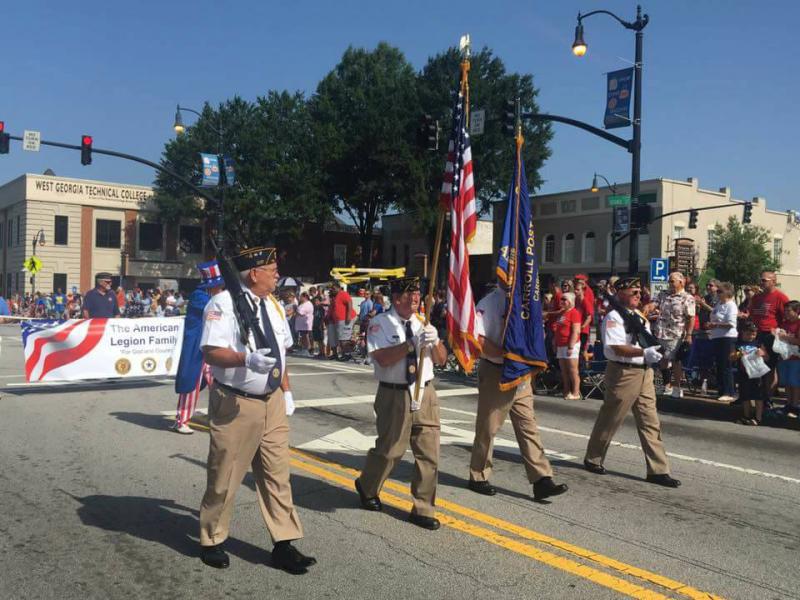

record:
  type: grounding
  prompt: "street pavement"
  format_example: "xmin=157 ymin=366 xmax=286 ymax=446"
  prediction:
xmin=1 ymin=322 xmax=798 ymax=600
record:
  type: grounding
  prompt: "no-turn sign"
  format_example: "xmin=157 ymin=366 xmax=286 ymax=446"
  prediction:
xmin=23 ymin=130 xmax=41 ymax=152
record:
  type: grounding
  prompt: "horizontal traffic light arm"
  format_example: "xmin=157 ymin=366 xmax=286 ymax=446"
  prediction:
xmin=612 ymin=202 xmax=747 ymax=247
xmin=522 ymin=113 xmax=632 ymax=152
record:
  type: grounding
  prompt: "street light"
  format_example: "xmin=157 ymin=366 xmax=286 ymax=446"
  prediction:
xmin=573 ymin=5 xmax=649 ymax=275
xmin=31 ymin=228 xmax=45 ymax=293
xmin=591 ymin=173 xmax=622 ymax=274
xmin=172 ymin=104 xmax=226 ymax=249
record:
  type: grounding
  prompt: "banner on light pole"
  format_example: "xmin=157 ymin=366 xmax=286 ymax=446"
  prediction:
xmin=604 ymin=68 xmax=633 ymax=129
xmin=200 ymin=153 xmax=220 ymax=187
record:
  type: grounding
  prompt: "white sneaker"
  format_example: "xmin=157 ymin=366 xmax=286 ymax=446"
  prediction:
xmin=172 ymin=423 xmax=194 ymax=434
xmin=671 ymin=387 xmax=684 ymax=399
xmin=718 ymin=395 xmax=735 ymax=403
xmin=663 ymin=384 xmax=673 ymax=395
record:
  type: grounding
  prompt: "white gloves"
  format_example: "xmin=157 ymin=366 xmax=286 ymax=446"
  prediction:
xmin=245 ymin=348 xmax=277 ymax=374
xmin=643 ymin=346 xmax=663 ymax=365
xmin=284 ymin=390 xmax=296 ymax=416
xmin=420 ymin=324 xmax=440 ymax=347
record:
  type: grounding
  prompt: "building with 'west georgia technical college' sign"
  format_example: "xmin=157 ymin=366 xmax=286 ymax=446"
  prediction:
xmin=0 ymin=173 xmax=210 ymax=296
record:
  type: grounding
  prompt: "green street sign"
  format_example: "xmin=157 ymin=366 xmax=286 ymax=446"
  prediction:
xmin=608 ymin=194 xmax=631 ymax=206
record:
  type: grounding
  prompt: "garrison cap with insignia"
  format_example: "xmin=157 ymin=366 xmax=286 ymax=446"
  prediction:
xmin=232 ymin=246 xmax=277 ymax=271
xmin=615 ymin=277 xmax=642 ymax=290
xmin=390 ymin=276 xmax=424 ymax=295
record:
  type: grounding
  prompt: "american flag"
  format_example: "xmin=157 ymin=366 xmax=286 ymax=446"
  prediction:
xmin=21 ymin=318 xmax=108 ymax=382
xmin=440 ymin=72 xmax=481 ymax=372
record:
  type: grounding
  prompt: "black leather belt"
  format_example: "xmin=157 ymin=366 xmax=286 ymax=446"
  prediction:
xmin=214 ymin=380 xmax=272 ymax=401
xmin=608 ymin=360 xmax=649 ymax=370
xmin=379 ymin=381 xmax=432 ymax=390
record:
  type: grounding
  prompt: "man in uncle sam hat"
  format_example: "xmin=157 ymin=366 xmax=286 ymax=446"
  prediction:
xmin=172 ymin=260 xmax=226 ymax=434
xmin=354 ymin=275 xmax=448 ymax=531
xmin=198 ymin=246 xmax=316 ymax=574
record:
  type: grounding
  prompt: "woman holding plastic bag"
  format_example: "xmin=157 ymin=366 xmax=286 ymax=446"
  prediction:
xmin=772 ymin=300 xmax=800 ymax=418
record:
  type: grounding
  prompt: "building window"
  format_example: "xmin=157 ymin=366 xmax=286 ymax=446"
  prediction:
xmin=53 ymin=273 xmax=67 ymax=292
xmin=707 ymin=229 xmax=716 ymax=255
xmin=563 ymin=233 xmax=576 ymax=263
xmin=138 ymin=222 xmax=163 ymax=252
xmin=333 ymin=244 xmax=347 ymax=267
xmin=0 ymin=221 xmax=3 ymax=247
xmin=638 ymin=232 xmax=650 ymax=261
xmin=639 ymin=192 xmax=657 ymax=204
xmin=673 ymin=225 xmax=685 ymax=240
xmin=16 ymin=216 xmax=21 ymax=246
xmin=540 ymin=202 xmax=557 ymax=216
xmin=96 ymin=219 xmax=121 ymax=249
xmin=54 ymin=215 xmax=69 ymax=245
xmin=544 ymin=235 xmax=555 ymax=263
xmin=561 ymin=199 xmax=576 ymax=214
xmin=6 ymin=220 xmax=11 ymax=247
xmin=178 ymin=225 xmax=203 ymax=254
xmin=773 ymin=237 xmax=783 ymax=263
xmin=582 ymin=232 xmax=596 ymax=262
xmin=581 ymin=197 xmax=600 ymax=211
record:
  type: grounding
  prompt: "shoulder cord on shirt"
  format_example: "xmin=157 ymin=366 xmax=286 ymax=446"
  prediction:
xmin=603 ymin=293 xmax=660 ymax=349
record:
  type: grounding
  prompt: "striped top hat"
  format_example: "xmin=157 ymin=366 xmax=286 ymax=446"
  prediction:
xmin=197 ymin=260 xmax=225 ymax=289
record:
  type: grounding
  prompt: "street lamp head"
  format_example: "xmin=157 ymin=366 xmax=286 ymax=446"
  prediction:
xmin=572 ymin=23 xmax=587 ymax=56
xmin=591 ymin=174 xmax=599 ymax=193
xmin=37 ymin=230 xmax=46 ymax=246
xmin=173 ymin=105 xmax=185 ymax=135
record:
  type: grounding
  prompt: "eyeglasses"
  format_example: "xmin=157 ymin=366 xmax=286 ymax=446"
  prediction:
xmin=760 ymin=278 xmax=772 ymax=282
xmin=628 ymin=290 xmax=642 ymax=296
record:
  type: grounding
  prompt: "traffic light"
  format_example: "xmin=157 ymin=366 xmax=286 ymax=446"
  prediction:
xmin=0 ymin=121 xmax=9 ymax=154
xmin=80 ymin=135 xmax=93 ymax=165
xmin=688 ymin=209 xmax=698 ymax=229
xmin=504 ymin=99 xmax=516 ymax=136
xmin=743 ymin=201 xmax=752 ymax=224
xmin=416 ymin=115 xmax=438 ymax=151
xmin=631 ymin=203 xmax=652 ymax=229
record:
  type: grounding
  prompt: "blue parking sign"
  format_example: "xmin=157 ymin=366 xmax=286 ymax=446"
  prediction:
xmin=650 ymin=258 xmax=668 ymax=282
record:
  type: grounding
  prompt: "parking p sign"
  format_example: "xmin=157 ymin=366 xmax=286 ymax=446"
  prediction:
xmin=650 ymin=258 xmax=669 ymax=282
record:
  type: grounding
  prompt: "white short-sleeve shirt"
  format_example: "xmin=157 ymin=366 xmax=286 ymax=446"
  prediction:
xmin=602 ymin=309 xmax=648 ymax=365
xmin=367 ymin=308 xmax=434 ymax=387
xmin=475 ymin=288 xmax=506 ymax=365
xmin=200 ymin=288 xmax=293 ymax=394
xmin=709 ymin=299 xmax=739 ymax=339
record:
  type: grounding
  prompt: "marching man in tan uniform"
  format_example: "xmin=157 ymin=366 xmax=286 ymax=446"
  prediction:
xmin=354 ymin=277 xmax=447 ymax=530
xmin=468 ymin=284 xmax=569 ymax=501
xmin=199 ymin=246 xmax=316 ymax=573
xmin=583 ymin=277 xmax=681 ymax=488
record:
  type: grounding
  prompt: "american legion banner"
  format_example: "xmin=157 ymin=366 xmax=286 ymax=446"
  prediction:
xmin=21 ymin=318 xmax=184 ymax=382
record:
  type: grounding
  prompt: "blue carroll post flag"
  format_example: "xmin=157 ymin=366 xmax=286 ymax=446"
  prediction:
xmin=495 ymin=139 xmax=547 ymax=391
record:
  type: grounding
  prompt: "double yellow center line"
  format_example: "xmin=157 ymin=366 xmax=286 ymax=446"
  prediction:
xmin=289 ymin=448 xmax=723 ymax=600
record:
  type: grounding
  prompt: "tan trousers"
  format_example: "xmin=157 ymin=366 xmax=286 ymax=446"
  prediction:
xmin=200 ymin=385 xmax=303 ymax=546
xmin=469 ymin=361 xmax=553 ymax=484
xmin=359 ymin=383 xmax=440 ymax=517
xmin=584 ymin=362 xmax=670 ymax=475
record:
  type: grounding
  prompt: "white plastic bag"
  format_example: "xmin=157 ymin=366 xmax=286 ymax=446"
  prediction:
xmin=741 ymin=349 xmax=770 ymax=379
xmin=772 ymin=335 xmax=799 ymax=361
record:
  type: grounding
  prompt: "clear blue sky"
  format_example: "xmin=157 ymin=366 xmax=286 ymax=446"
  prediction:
xmin=2 ymin=0 xmax=797 ymax=212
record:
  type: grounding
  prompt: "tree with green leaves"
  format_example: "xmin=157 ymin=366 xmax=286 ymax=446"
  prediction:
xmin=309 ymin=42 xmax=425 ymax=266
xmin=154 ymin=93 xmax=327 ymax=249
xmin=705 ymin=216 xmax=780 ymax=291
xmin=414 ymin=46 xmax=553 ymax=228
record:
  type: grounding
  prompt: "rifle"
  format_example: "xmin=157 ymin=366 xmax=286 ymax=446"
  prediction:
xmin=602 ymin=292 xmax=660 ymax=351
xmin=209 ymin=237 xmax=269 ymax=351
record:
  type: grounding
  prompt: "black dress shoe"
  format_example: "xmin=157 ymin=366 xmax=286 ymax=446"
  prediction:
xmin=468 ymin=479 xmax=497 ymax=496
xmin=355 ymin=478 xmax=382 ymax=511
xmin=200 ymin=544 xmax=230 ymax=569
xmin=409 ymin=513 xmax=441 ymax=530
xmin=533 ymin=477 xmax=569 ymax=501
xmin=272 ymin=542 xmax=316 ymax=575
xmin=583 ymin=460 xmax=607 ymax=475
xmin=646 ymin=474 xmax=681 ymax=488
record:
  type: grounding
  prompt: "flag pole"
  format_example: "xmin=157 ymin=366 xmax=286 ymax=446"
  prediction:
xmin=412 ymin=42 xmax=471 ymax=405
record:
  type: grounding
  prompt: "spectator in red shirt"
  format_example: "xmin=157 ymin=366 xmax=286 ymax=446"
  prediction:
xmin=542 ymin=280 xmax=563 ymax=364
xmin=554 ymin=292 xmax=581 ymax=400
xmin=750 ymin=270 xmax=789 ymax=401
xmin=328 ymin=282 xmax=356 ymax=359
xmin=574 ymin=279 xmax=593 ymax=364
xmin=774 ymin=300 xmax=800 ymax=416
